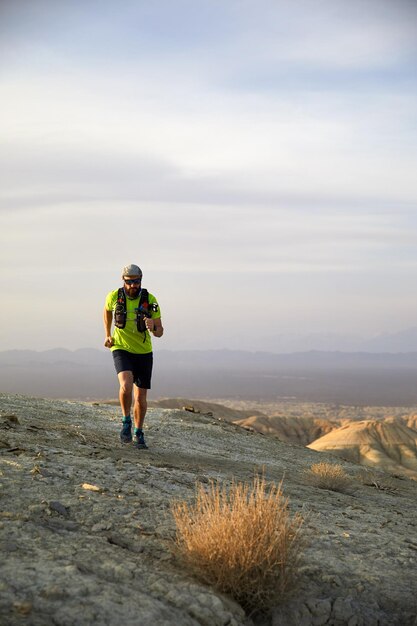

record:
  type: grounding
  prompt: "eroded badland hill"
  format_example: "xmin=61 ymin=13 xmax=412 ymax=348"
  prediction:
xmin=151 ymin=398 xmax=417 ymax=480
xmin=1 ymin=394 xmax=416 ymax=626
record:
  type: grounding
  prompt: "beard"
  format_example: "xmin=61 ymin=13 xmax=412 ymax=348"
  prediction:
xmin=125 ymin=285 xmax=141 ymax=299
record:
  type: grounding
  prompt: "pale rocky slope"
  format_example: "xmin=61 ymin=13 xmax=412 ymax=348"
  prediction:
xmin=234 ymin=415 xmax=341 ymax=446
xmin=151 ymin=399 xmax=342 ymax=446
xmin=149 ymin=398 xmax=267 ymax=422
xmin=183 ymin=399 xmax=417 ymax=479
xmin=308 ymin=418 xmax=417 ymax=480
xmin=405 ymin=414 xmax=417 ymax=431
xmin=1 ymin=394 xmax=417 ymax=626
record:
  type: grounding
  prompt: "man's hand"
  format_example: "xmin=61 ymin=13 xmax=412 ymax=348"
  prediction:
xmin=104 ymin=336 xmax=114 ymax=348
xmin=147 ymin=317 xmax=163 ymax=337
xmin=144 ymin=317 xmax=155 ymax=332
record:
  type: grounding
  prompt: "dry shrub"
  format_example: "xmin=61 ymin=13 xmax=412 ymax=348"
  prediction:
xmin=305 ymin=461 xmax=353 ymax=493
xmin=171 ymin=476 xmax=304 ymax=612
xmin=357 ymin=467 xmax=398 ymax=494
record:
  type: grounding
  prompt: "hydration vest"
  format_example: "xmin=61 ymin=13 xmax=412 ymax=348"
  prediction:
xmin=114 ymin=288 xmax=150 ymax=333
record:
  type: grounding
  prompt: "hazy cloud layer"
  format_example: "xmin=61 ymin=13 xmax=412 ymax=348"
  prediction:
xmin=1 ymin=0 xmax=416 ymax=352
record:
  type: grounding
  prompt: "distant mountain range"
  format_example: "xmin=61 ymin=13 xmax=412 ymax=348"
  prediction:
xmin=270 ymin=326 xmax=417 ymax=353
xmin=361 ymin=326 xmax=417 ymax=353
xmin=2 ymin=347 xmax=417 ymax=405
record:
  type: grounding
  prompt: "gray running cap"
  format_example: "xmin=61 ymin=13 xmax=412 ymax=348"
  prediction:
xmin=122 ymin=264 xmax=142 ymax=277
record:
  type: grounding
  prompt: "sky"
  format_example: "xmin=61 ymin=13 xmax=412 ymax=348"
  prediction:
xmin=1 ymin=0 xmax=416 ymax=353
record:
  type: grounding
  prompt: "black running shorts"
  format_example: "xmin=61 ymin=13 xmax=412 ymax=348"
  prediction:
xmin=112 ymin=350 xmax=153 ymax=389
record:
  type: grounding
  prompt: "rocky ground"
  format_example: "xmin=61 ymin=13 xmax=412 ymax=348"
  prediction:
xmin=0 ymin=393 xmax=416 ymax=626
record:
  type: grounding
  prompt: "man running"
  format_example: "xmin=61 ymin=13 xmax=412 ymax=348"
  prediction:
xmin=103 ymin=264 xmax=164 ymax=449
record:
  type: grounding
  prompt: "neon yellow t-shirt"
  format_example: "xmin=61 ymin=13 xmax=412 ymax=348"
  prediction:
xmin=105 ymin=288 xmax=161 ymax=354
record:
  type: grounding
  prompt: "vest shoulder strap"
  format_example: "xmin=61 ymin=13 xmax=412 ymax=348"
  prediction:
xmin=114 ymin=288 xmax=127 ymax=328
xmin=138 ymin=288 xmax=149 ymax=310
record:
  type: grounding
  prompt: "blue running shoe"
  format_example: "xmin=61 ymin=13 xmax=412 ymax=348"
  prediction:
xmin=120 ymin=419 xmax=132 ymax=443
xmin=134 ymin=429 xmax=148 ymax=449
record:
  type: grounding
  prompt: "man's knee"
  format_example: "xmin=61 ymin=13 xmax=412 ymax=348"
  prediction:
xmin=118 ymin=373 xmax=134 ymax=394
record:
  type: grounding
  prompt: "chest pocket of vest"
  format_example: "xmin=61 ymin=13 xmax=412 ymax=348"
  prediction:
xmin=136 ymin=309 xmax=147 ymax=333
xmin=114 ymin=291 xmax=127 ymax=329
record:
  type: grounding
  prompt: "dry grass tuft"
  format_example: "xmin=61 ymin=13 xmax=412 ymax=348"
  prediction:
xmin=304 ymin=461 xmax=353 ymax=493
xmin=171 ymin=476 xmax=304 ymax=612
xmin=357 ymin=467 xmax=399 ymax=494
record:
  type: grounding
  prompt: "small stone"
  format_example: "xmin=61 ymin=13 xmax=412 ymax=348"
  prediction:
xmin=49 ymin=501 xmax=70 ymax=517
xmin=13 ymin=602 xmax=32 ymax=616
xmin=81 ymin=483 xmax=102 ymax=492
xmin=2 ymin=414 xmax=20 ymax=425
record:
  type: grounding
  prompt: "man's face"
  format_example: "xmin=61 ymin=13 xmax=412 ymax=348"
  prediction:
xmin=123 ymin=275 xmax=142 ymax=298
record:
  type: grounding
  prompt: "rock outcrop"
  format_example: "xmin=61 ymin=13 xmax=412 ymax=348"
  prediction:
xmin=234 ymin=415 xmax=341 ymax=446
xmin=0 ymin=394 xmax=416 ymax=625
xmin=308 ymin=418 xmax=417 ymax=479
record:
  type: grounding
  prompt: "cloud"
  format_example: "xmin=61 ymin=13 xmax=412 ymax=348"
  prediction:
xmin=1 ymin=67 xmax=416 ymax=214
xmin=1 ymin=199 xmax=413 ymax=286
xmin=1 ymin=0 xmax=416 ymax=214
xmin=233 ymin=1 xmax=417 ymax=70
xmin=0 ymin=0 xmax=416 ymax=350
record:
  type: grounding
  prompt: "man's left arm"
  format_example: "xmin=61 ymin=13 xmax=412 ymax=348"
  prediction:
xmin=144 ymin=316 xmax=164 ymax=337
xmin=144 ymin=295 xmax=163 ymax=338
xmin=152 ymin=317 xmax=164 ymax=338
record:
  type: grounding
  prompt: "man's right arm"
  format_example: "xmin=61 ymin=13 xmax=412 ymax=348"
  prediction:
xmin=103 ymin=307 xmax=114 ymax=348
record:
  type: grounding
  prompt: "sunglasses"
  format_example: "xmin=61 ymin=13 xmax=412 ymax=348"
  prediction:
xmin=124 ymin=278 xmax=141 ymax=285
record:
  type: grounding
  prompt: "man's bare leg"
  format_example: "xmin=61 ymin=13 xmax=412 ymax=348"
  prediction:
xmin=118 ymin=371 xmax=134 ymax=416
xmin=133 ymin=386 xmax=148 ymax=429
xmin=118 ymin=371 xmax=134 ymax=443
xmin=132 ymin=387 xmax=148 ymax=448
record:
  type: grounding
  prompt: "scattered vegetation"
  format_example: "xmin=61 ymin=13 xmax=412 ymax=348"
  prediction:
xmin=357 ymin=467 xmax=399 ymax=494
xmin=304 ymin=461 xmax=354 ymax=493
xmin=171 ymin=475 xmax=304 ymax=612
